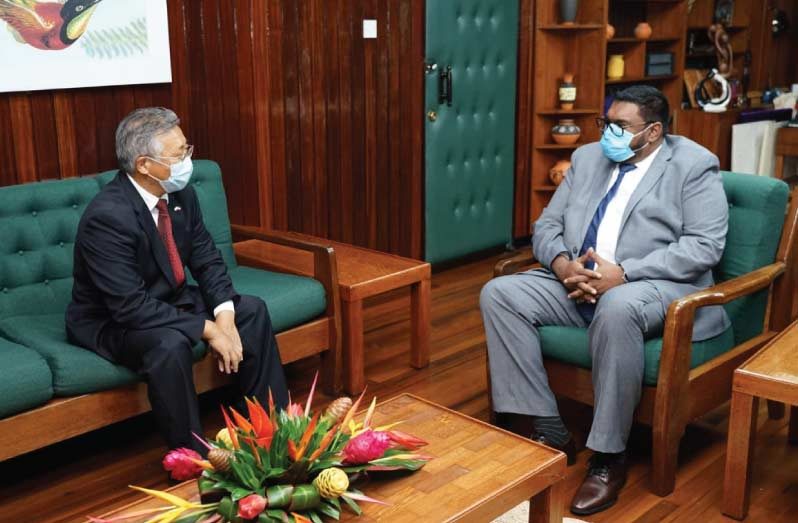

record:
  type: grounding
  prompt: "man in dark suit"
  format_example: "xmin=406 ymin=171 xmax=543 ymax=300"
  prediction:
xmin=66 ymin=107 xmax=288 ymax=453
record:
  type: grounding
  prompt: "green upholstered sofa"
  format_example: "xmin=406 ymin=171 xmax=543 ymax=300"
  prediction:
xmin=493 ymin=172 xmax=798 ymax=496
xmin=0 ymin=160 xmax=340 ymax=461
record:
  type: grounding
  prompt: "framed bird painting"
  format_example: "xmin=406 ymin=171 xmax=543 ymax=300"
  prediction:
xmin=0 ymin=0 xmax=172 ymax=92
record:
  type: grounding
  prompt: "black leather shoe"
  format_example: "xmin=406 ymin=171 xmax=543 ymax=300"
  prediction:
xmin=530 ymin=431 xmax=578 ymax=466
xmin=570 ymin=453 xmax=628 ymax=515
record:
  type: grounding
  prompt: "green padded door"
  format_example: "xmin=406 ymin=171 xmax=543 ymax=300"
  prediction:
xmin=424 ymin=0 xmax=518 ymax=263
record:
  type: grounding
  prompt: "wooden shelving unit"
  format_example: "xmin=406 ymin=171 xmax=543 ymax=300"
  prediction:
xmin=529 ymin=0 xmax=608 ymax=223
xmin=606 ymin=0 xmax=687 ymax=106
xmin=527 ymin=0 xmax=687 ymax=227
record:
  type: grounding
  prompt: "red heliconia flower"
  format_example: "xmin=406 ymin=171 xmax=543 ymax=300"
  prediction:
xmin=238 ymin=494 xmax=267 ymax=519
xmin=162 ymin=448 xmax=203 ymax=481
xmin=342 ymin=430 xmax=391 ymax=464
xmin=386 ymin=430 xmax=428 ymax=450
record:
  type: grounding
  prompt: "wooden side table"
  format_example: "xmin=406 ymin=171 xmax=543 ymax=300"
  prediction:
xmin=722 ymin=321 xmax=798 ymax=520
xmin=235 ymin=233 xmax=431 ymax=394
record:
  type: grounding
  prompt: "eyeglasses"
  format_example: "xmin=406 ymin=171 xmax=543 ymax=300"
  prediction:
xmin=595 ymin=118 xmax=653 ymax=137
xmin=151 ymin=144 xmax=194 ymax=164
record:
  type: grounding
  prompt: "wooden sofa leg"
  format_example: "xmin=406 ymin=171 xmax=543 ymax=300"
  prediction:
xmin=651 ymin=415 xmax=684 ymax=496
xmin=767 ymin=400 xmax=785 ymax=420
xmin=789 ymin=406 xmax=798 ymax=445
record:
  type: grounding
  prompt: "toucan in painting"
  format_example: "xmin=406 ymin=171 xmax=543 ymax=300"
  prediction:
xmin=0 ymin=0 xmax=104 ymax=50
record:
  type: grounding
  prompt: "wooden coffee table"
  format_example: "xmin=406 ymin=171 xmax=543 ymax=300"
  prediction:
xmin=92 ymin=394 xmax=566 ymax=522
xmin=235 ymin=233 xmax=431 ymax=394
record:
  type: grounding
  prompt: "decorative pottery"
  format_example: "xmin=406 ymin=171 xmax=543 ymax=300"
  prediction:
xmin=607 ymin=54 xmax=625 ymax=79
xmin=634 ymin=22 xmax=653 ymax=40
xmin=549 ymin=159 xmax=571 ymax=185
xmin=551 ymin=119 xmax=581 ymax=145
xmin=558 ymin=73 xmax=577 ymax=110
xmin=559 ymin=0 xmax=579 ymax=25
xmin=606 ymin=24 xmax=615 ymax=39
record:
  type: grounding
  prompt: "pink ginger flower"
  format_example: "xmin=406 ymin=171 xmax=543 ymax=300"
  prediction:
xmin=162 ymin=448 xmax=203 ymax=481
xmin=342 ymin=429 xmax=391 ymax=464
xmin=238 ymin=494 xmax=267 ymax=519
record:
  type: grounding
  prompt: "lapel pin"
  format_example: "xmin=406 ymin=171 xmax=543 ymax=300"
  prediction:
xmin=174 ymin=206 xmax=182 ymax=212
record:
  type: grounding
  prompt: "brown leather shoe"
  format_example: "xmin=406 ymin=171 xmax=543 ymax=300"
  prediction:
xmin=570 ymin=453 xmax=627 ymax=515
xmin=530 ymin=431 xmax=578 ymax=466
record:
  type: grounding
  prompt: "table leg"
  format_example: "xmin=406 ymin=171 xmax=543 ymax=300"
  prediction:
xmin=528 ymin=480 xmax=563 ymax=523
xmin=410 ymin=278 xmax=431 ymax=369
xmin=722 ymin=392 xmax=759 ymax=520
xmin=342 ymin=299 xmax=365 ymax=395
xmin=789 ymin=406 xmax=798 ymax=445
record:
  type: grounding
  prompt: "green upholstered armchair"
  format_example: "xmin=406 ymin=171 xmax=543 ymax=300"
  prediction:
xmin=492 ymin=172 xmax=798 ymax=496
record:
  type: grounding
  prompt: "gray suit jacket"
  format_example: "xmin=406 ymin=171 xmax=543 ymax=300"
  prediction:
xmin=533 ymin=135 xmax=730 ymax=341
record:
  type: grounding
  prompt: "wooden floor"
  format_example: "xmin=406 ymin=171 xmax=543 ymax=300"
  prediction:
xmin=1 ymin=254 xmax=796 ymax=523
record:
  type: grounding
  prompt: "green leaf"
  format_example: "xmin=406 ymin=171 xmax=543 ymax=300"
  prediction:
xmin=317 ymin=502 xmax=340 ymax=521
xmin=308 ymin=510 xmax=323 ymax=523
xmin=231 ymin=487 xmax=255 ymax=502
xmin=288 ymin=484 xmax=321 ymax=511
xmin=341 ymin=494 xmax=362 ymax=516
xmin=266 ymin=484 xmax=294 ymax=508
xmin=264 ymin=508 xmax=290 ymax=522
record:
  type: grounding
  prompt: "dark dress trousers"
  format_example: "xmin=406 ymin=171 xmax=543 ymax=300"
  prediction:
xmin=66 ymin=172 xmax=288 ymax=452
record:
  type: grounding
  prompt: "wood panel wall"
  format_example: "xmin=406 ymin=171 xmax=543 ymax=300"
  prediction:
xmin=0 ymin=0 xmax=425 ymax=258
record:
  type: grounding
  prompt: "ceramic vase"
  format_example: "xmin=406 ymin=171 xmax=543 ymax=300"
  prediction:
xmin=559 ymin=0 xmax=579 ymax=25
xmin=634 ymin=22 xmax=652 ymax=40
xmin=549 ymin=159 xmax=572 ymax=185
xmin=558 ymin=73 xmax=577 ymax=110
xmin=606 ymin=24 xmax=615 ymax=39
xmin=551 ymin=119 xmax=581 ymax=145
xmin=607 ymin=54 xmax=625 ymax=79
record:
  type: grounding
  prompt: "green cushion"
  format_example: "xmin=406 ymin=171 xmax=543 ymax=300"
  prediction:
xmin=0 ymin=337 xmax=53 ymax=418
xmin=539 ymin=325 xmax=736 ymax=386
xmin=0 ymin=315 xmax=206 ymax=396
xmin=0 ymin=177 xmax=100 ymax=317
xmin=228 ymin=266 xmax=327 ymax=333
xmin=717 ymin=172 xmax=789 ymax=344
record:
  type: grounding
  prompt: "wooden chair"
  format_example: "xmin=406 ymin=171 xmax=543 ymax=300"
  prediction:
xmin=491 ymin=173 xmax=798 ymax=496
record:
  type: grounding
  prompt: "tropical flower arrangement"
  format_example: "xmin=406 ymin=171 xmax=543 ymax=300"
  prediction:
xmin=89 ymin=377 xmax=431 ymax=523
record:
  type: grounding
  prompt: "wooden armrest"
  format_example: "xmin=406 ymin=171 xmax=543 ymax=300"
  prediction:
xmin=667 ymin=262 xmax=785 ymax=322
xmin=493 ymin=250 xmax=539 ymax=277
xmin=654 ymin=261 xmax=787 ymax=423
xmin=232 ymin=225 xmax=333 ymax=256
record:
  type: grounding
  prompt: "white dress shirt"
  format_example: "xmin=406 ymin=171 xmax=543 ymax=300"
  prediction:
xmin=127 ymin=175 xmax=234 ymax=318
xmin=594 ymin=145 xmax=663 ymax=264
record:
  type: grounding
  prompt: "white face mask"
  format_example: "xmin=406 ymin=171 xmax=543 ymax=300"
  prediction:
xmin=147 ymin=156 xmax=193 ymax=193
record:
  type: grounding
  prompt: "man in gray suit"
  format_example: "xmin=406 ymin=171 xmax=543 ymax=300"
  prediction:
xmin=480 ymin=85 xmax=728 ymax=515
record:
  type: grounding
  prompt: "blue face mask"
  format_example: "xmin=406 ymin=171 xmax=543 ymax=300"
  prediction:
xmin=600 ymin=123 xmax=652 ymax=163
xmin=147 ymin=156 xmax=193 ymax=193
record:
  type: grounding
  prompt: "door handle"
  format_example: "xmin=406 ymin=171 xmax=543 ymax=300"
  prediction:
xmin=438 ymin=65 xmax=453 ymax=106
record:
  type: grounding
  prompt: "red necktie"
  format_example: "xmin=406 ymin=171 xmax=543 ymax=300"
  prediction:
xmin=155 ymin=200 xmax=185 ymax=286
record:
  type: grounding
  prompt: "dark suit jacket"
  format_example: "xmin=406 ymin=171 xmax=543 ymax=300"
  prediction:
xmin=66 ymin=171 xmax=237 ymax=361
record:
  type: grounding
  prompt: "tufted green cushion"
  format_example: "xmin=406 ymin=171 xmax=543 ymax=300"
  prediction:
xmin=0 ymin=314 xmax=207 ymax=396
xmin=537 ymin=172 xmax=788 ymax=385
xmin=539 ymin=325 xmax=736 ymax=386
xmin=228 ymin=266 xmax=326 ymax=333
xmin=0 ymin=337 xmax=53 ymax=418
xmin=0 ymin=177 xmax=100 ymax=317
xmin=715 ymin=172 xmax=788 ymax=344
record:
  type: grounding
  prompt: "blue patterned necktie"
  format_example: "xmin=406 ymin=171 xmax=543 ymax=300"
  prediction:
xmin=576 ymin=162 xmax=636 ymax=322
